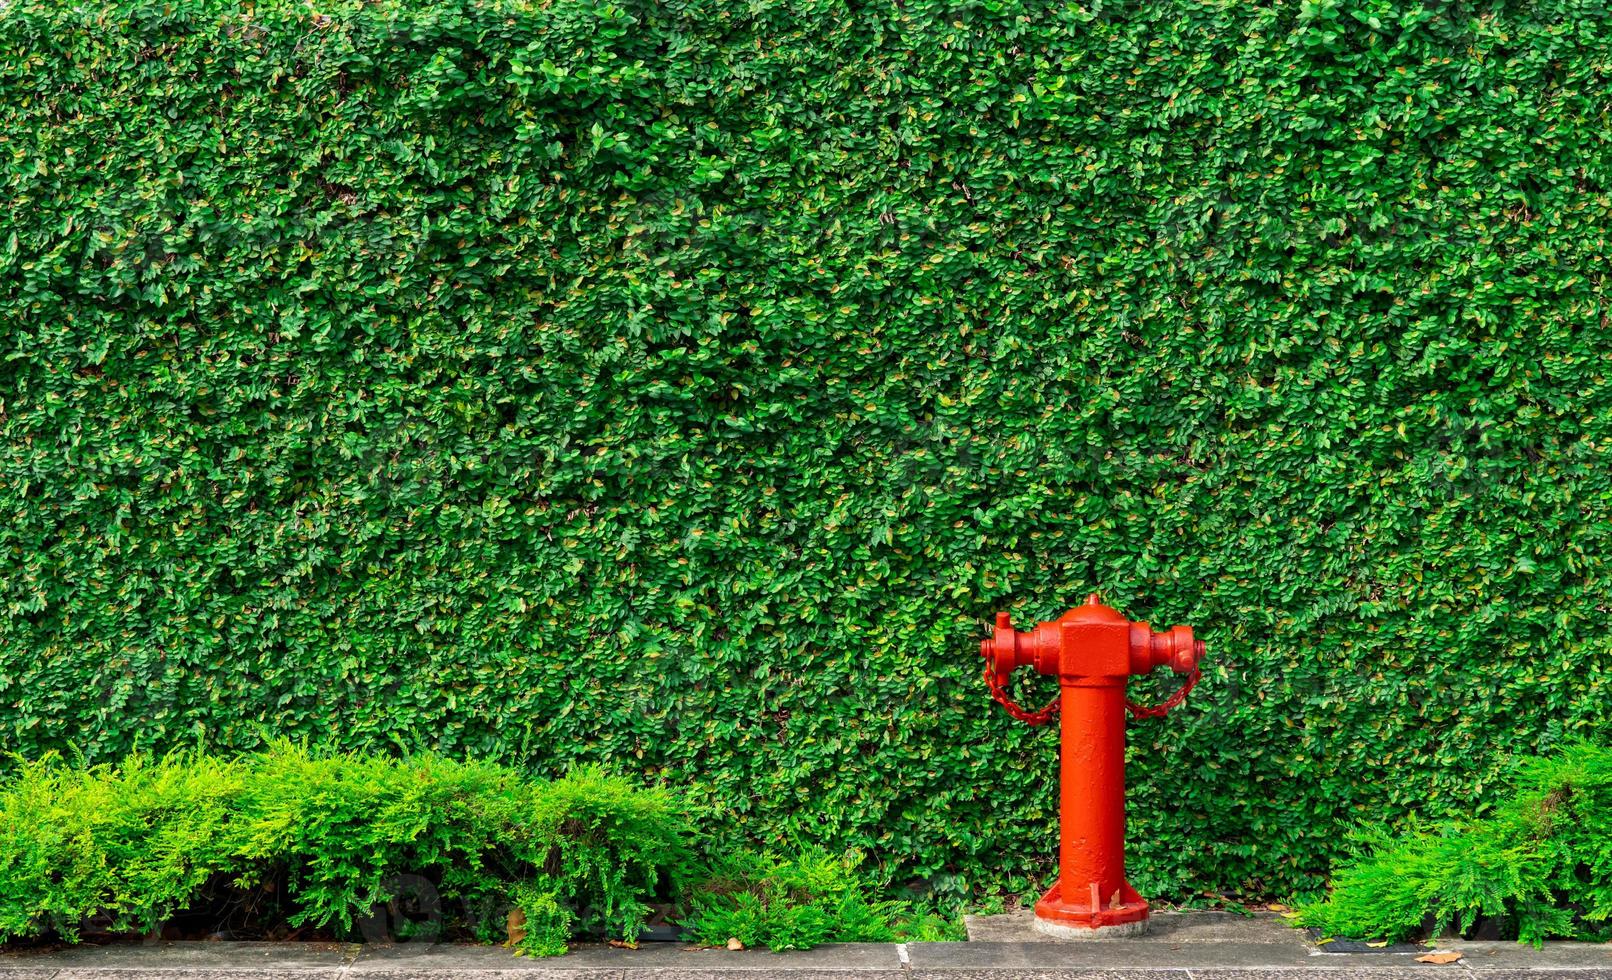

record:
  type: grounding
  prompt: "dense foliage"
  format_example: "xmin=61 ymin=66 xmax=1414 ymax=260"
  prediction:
xmin=0 ymin=746 xmax=691 ymax=952
xmin=1296 ymin=742 xmax=1612 ymax=945
xmin=2 ymin=0 xmax=1611 ymax=899
xmin=684 ymin=846 xmax=960 ymax=949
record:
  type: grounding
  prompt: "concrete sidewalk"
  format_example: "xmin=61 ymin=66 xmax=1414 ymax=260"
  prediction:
xmin=2 ymin=913 xmax=1608 ymax=979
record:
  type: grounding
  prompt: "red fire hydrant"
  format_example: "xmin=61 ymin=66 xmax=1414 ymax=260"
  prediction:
xmin=980 ymin=593 xmax=1206 ymax=939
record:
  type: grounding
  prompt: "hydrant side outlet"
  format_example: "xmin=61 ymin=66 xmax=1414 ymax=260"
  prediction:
xmin=980 ymin=593 xmax=1207 ymax=939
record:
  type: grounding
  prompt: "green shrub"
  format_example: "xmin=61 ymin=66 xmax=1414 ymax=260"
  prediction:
xmin=1295 ymin=742 xmax=1612 ymax=945
xmin=509 ymin=882 xmax=573 ymax=958
xmin=0 ymin=752 xmax=241 ymax=941
xmin=683 ymin=847 xmax=924 ymax=950
xmin=0 ymin=745 xmax=692 ymax=951
xmin=3 ymin=0 xmax=1612 ymax=900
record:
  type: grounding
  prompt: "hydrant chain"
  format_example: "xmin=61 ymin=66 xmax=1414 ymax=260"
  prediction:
xmin=983 ymin=662 xmax=1060 ymax=726
xmin=986 ymin=664 xmax=1200 ymax=724
xmin=1124 ymin=667 xmax=1200 ymax=720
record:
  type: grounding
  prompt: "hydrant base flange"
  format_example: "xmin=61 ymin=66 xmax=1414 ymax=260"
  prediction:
xmin=1032 ymin=880 xmax=1151 ymax=940
xmin=1032 ymin=916 xmax=1151 ymax=940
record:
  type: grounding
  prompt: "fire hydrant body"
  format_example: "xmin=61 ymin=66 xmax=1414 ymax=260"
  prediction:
xmin=980 ymin=594 xmax=1205 ymax=939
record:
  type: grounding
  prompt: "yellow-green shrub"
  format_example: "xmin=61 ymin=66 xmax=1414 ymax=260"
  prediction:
xmin=0 ymin=746 xmax=691 ymax=951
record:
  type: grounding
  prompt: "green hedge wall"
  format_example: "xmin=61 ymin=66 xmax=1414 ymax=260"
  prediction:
xmin=3 ymin=0 xmax=1611 ymax=899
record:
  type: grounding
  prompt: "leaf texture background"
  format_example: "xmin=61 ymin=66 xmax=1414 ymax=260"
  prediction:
xmin=1 ymin=0 xmax=1610 ymax=897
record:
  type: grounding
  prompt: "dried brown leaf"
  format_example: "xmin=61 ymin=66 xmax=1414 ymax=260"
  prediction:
xmin=1416 ymin=951 xmax=1463 ymax=964
xmin=503 ymin=909 xmax=526 ymax=948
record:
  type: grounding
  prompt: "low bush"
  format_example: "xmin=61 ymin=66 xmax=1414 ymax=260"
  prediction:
xmin=0 ymin=744 xmax=691 ymax=951
xmin=682 ymin=847 xmax=962 ymax=950
xmin=1295 ymin=742 xmax=1612 ymax=945
xmin=0 ymin=753 xmax=242 ymax=942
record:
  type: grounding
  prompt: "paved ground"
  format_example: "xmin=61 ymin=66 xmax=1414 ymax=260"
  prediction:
xmin=2 ymin=913 xmax=1608 ymax=979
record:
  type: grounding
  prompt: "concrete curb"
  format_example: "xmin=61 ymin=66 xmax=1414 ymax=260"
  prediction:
xmin=2 ymin=914 xmax=1608 ymax=979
